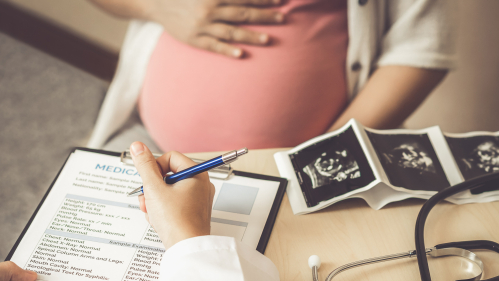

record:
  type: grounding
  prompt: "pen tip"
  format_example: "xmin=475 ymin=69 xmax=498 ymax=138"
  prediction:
xmin=127 ymin=191 xmax=141 ymax=197
xmin=237 ymin=148 xmax=248 ymax=156
xmin=127 ymin=187 xmax=143 ymax=197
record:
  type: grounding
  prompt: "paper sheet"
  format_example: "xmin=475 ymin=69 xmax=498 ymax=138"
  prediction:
xmin=9 ymin=150 xmax=280 ymax=281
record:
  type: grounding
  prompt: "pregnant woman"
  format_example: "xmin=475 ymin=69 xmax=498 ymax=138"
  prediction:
xmin=88 ymin=0 xmax=456 ymax=154
xmin=79 ymin=1 xmax=457 ymax=279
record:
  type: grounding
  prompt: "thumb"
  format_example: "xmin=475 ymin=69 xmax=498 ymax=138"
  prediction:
xmin=130 ymin=142 xmax=165 ymax=196
xmin=0 ymin=261 xmax=37 ymax=281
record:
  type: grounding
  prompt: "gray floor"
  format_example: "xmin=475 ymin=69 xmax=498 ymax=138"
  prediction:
xmin=0 ymin=33 xmax=108 ymax=260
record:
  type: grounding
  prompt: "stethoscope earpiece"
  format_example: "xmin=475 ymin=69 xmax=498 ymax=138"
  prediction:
xmin=308 ymin=255 xmax=321 ymax=269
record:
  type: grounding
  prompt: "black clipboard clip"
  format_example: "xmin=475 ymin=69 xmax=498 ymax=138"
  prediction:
xmin=120 ymin=150 xmax=233 ymax=180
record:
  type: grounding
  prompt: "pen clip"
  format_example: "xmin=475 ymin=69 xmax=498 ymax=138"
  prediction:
xmin=120 ymin=150 xmax=233 ymax=180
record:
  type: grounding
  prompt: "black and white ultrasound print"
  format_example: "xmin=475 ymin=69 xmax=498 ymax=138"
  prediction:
xmin=446 ymin=135 xmax=499 ymax=194
xmin=367 ymin=132 xmax=450 ymax=191
xmin=446 ymin=136 xmax=499 ymax=179
xmin=290 ymin=127 xmax=375 ymax=207
xmin=302 ymin=149 xmax=361 ymax=189
xmin=446 ymin=136 xmax=499 ymax=178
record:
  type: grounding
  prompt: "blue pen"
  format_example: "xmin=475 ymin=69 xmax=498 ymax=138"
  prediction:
xmin=127 ymin=148 xmax=248 ymax=197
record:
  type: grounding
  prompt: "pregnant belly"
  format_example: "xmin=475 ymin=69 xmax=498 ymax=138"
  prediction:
xmin=139 ymin=0 xmax=348 ymax=153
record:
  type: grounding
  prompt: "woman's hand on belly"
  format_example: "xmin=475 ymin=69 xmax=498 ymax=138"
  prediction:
xmin=148 ymin=0 xmax=284 ymax=58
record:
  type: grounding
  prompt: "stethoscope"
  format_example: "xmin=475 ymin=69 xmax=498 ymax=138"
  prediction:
xmin=308 ymin=172 xmax=499 ymax=281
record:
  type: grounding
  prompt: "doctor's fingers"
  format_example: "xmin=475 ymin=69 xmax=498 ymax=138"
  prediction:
xmin=0 ymin=261 xmax=37 ymax=281
xmin=155 ymin=150 xmax=199 ymax=177
xmin=210 ymin=6 xmax=284 ymax=25
xmin=144 ymin=213 xmax=151 ymax=225
xmin=130 ymin=142 xmax=165 ymax=196
xmin=138 ymin=195 xmax=147 ymax=213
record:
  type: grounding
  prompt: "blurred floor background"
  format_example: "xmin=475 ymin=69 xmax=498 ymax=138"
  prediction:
xmin=3 ymin=0 xmax=128 ymax=53
xmin=1 ymin=0 xmax=499 ymax=260
xmin=0 ymin=33 xmax=107 ymax=260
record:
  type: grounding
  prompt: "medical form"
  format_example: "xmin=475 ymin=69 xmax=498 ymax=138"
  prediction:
xmin=7 ymin=149 xmax=286 ymax=281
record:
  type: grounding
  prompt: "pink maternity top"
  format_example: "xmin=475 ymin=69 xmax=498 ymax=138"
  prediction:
xmin=139 ymin=0 xmax=348 ymax=153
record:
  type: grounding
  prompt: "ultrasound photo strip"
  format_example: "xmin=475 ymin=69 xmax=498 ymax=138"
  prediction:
xmin=274 ymin=118 xmax=499 ymax=215
xmin=289 ymin=126 xmax=376 ymax=207
xmin=366 ymin=131 xmax=451 ymax=192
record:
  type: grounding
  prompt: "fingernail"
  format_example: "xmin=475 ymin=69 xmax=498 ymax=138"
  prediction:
xmin=131 ymin=142 xmax=145 ymax=156
xmin=275 ymin=13 xmax=284 ymax=23
xmin=259 ymin=34 xmax=269 ymax=44
xmin=232 ymin=49 xmax=242 ymax=58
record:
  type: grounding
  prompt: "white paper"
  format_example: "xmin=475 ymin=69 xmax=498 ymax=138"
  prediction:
xmin=10 ymin=150 xmax=280 ymax=281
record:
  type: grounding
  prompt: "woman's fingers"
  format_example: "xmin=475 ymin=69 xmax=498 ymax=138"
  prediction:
xmin=196 ymin=1 xmax=284 ymax=58
xmin=219 ymin=0 xmax=281 ymax=6
xmin=147 ymin=0 xmax=283 ymax=57
xmin=211 ymin=6 xmax=284 ymax=24
xmin=201 ymin=23 xmax=270 ymax=46
xmin=193 ymin=35 xmax=244 ymax=58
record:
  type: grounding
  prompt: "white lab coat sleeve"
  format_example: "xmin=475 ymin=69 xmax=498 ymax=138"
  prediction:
xmin=159 ymin=236 xmax=280 ymax=281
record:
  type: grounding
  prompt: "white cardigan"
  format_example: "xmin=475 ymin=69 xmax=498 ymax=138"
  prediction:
xmin=87 ymin=0 xmax=457 ymax=149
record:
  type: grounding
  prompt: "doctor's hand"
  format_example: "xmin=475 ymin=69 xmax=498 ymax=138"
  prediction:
xmin=0 ymin=261 xmax=37 ymax=281
xmin=130 ymin=142 xmax=215 ymax=249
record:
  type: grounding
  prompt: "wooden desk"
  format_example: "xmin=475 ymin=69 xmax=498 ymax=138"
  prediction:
xmin=188 ymin=148 xmax=499 ymax=281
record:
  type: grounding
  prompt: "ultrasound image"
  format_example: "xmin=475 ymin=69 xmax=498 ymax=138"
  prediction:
xmin=464 ymin=141 xmax=499 ymax=173
xmin=446 ymin=135 xmax=499 ymax=194
xmin=383 ymin=143 xmax=436 ymax=174
xmin=302 ymin=149 xmax=360 ymax=189
xmin=446 ymin=136 xmax=499 ymax=178
xmin=290 ymin=127 xmax=375 ymax=207
xmin=367 ymin=132 xmax=450 ymax=191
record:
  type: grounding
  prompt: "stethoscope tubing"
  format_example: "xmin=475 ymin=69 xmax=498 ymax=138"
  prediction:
xmin=310 ymin=172 xmax=499 ymax=281
xmin=415 ymin=172 xmax=499 ymax=281
xmin=319 ymin=246 xmax=487 ymax=281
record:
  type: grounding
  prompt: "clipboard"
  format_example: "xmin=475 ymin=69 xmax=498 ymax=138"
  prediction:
xmin=6 ymin=147 xmax=287 ymax=268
